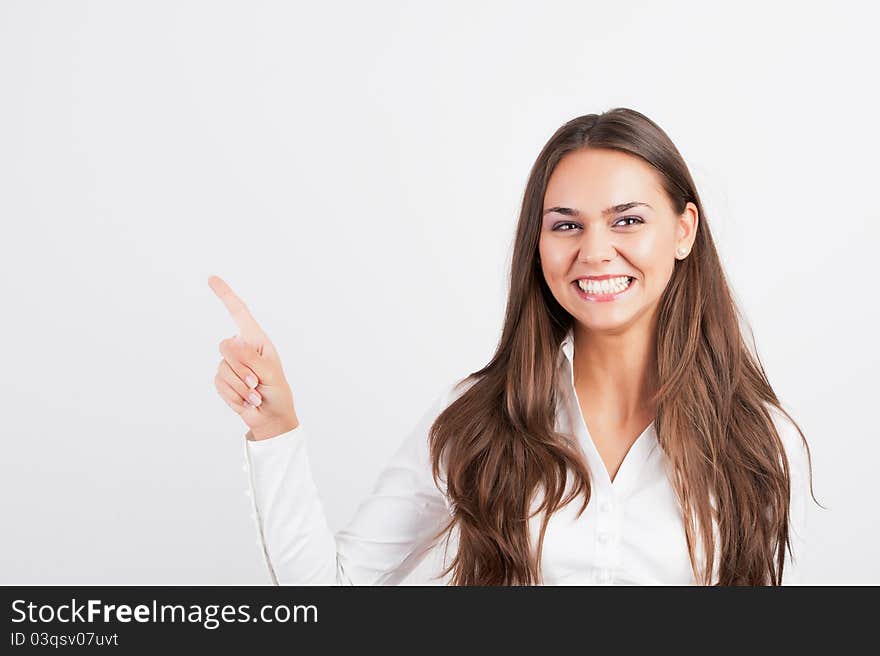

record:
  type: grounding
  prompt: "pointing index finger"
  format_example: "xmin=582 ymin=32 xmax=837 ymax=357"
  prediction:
xmin=208 ymin=275 xmax=266 ymax=342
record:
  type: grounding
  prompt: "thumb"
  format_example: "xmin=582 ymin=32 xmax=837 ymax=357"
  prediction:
xmin=242 ymin=333 xmax=279 ymax=362
xmin=232 ymin=335 xmax=283 ymax=385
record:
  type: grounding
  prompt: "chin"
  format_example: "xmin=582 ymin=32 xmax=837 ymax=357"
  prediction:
xmin=579 ymin=315 xmax=634 ymax=335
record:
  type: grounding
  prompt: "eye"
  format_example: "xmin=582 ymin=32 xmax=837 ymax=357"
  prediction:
xmin=552 ymin=217 xmax=644 ymax=231
xmin=614 ymin=216 xmax=644 ymax=227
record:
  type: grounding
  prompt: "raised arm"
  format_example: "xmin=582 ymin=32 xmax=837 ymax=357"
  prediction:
xmin=209 ymin=274 xmax=462 ymax=584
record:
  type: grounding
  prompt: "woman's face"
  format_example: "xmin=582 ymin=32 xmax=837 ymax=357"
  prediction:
xmin=538 ymin=147 xmax=698 ymax=336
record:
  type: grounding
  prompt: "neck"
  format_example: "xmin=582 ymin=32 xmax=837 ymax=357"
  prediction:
xmin=571 ymin=317 xmax=658 ymax=425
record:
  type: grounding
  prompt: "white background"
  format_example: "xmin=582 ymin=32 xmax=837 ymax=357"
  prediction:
xmin=1 ymin=0 xmax=877 ymax=584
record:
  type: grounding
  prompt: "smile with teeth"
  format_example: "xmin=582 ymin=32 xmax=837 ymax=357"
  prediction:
xmin=575 ymin=276 xmax=634 ymax=296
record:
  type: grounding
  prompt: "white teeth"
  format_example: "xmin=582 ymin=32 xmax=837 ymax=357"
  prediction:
xmin=577 ymin=276 xmax=632 ymax=295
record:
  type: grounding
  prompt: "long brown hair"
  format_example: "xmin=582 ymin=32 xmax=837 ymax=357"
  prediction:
xmin=426 ymin=108 xmax=822 ymax=585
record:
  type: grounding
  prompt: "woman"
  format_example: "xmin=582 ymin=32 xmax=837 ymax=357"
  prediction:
xmin=210 ymin=108 xmax=820 ymax=586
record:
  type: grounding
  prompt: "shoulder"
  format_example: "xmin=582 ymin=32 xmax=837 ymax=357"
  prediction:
xmin=765 ymin=404 xmax=809 ymax=471
xmin=420 ymin=375 xmax=480 ymax=424
xmin=396 ymin=375 xmax=479 ymax=460
xmin=765 ymin=404 xmax=813 ymax=582
xmin=764 ymin=405 xmax=813 ymax=506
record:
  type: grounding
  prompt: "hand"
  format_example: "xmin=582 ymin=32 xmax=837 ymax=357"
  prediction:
xmin=209 ymin=275 xmax=299 ymax=441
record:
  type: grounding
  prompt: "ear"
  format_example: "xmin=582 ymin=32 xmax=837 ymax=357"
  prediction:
xmin=676 ymin=202 xmax=699 ymax=253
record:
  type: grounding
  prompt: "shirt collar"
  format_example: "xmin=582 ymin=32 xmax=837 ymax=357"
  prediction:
xmin=560 ymin=324 xmax=575 ymax=364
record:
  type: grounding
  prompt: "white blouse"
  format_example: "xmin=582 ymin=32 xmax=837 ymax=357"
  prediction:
xmin=241 ymin=327 xmax=810 ymax=585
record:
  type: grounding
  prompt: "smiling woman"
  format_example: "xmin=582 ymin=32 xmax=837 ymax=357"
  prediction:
xmin=219 ymin=107 xmax=823 ymax=587
xmin=426 ymin=108 xmax=822 ymax=585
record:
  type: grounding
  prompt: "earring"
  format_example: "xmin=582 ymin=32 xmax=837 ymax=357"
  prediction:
xmin=676 ymin=247 xmax=688 ymax=258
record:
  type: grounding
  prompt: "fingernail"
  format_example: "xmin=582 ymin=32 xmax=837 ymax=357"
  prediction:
xmin=248 ymin=391 xmax=261 ymax=406
xmin=245 ymin=374 xmax=258 ymax=389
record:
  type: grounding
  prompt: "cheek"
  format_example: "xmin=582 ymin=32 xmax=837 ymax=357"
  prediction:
xmin=538 ymin=240 xmax=569 ymax=280
xmin=623 ymin=231 xmax=672 ymax=279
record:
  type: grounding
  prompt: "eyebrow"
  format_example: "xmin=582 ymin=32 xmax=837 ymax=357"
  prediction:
xmin=542 ymin=201 xmax=653 ymax=217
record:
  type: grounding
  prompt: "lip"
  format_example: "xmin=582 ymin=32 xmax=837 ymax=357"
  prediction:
xmin=572 ymin=274 xmax=634 ymax=281
xmin=572 ymin=277 xmax=636 ymax=303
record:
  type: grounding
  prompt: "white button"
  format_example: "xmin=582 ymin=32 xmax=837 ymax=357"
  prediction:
xmin=598 ymin=532 xmax=609 ymax=544
xmin=599 ymin=500 xmax=612 ymax=513
xmin=242 ymin=462 xmax=249 ymax=472
xmin=244 ymin=488 xmax=252 ymax=497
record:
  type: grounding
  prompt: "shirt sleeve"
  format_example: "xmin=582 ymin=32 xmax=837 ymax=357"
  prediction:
xmin=242 ymin=381 xmax=465 ymax=585
xmin=772 ymin=408 xmax=811 ymax=586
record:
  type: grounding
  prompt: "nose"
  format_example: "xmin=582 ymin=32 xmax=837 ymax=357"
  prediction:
xmin=577 ymin=228 xmax=617 ymax=264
